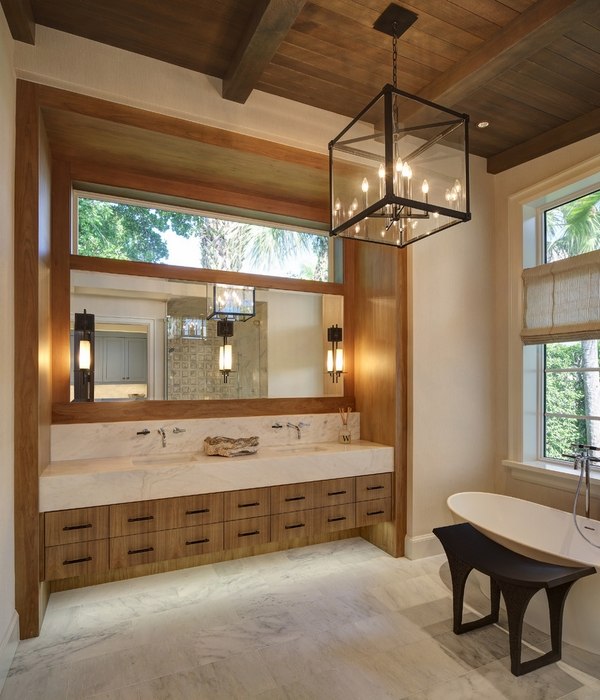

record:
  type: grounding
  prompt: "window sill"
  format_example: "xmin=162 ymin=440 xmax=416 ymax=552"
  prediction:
xmin=503 ymin=459 xmax=600 ymax=497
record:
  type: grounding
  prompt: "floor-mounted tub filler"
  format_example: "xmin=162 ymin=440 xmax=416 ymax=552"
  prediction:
xmin=447 ymin=491 xmax=600 ymax=654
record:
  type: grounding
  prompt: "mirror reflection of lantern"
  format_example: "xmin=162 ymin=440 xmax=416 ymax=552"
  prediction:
xmin=74 ymin=309 xmax=95 ymax=402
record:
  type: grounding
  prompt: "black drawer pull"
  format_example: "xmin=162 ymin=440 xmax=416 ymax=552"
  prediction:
xmin=367 ymin=510 xmax=385 ymax=516
xmin=128 ymin=546 xmax=154 ymax=555
xmin=127 ymin=515 xmax=154 ymax=522
xmin=238 ymin=530 xmax=260 ymax=537
xmin=63 ymin=556 xmax=92 ymax=565
xmin=186 ymin=508 xmax=209 ymax=515
xmin=284 ymin=496 xmax=306 ymax=502
xmin=327 ymin=490 xmax=346 ymax=496
xmin=366 ymin=485 xmax=385 ymax=491
xmin=63 ymin=523 xmax=92 ymax=531
xmin=186 ymin=538 xmax=209 ymax=545
xmin=285 ymin=523 xmax=305 ymax=529
xmin=328 ymin=516 xmax=347 ymax=523
xmin=238 ymin=502 xmax=260 ymax=508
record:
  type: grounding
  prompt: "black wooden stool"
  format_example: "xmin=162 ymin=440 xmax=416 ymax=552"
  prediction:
xmin=433 ymin=522 xmax=596 ymax=676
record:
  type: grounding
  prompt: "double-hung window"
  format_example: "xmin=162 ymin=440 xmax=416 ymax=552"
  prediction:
xmin=522 ymin=189 xmax=600 ymax=465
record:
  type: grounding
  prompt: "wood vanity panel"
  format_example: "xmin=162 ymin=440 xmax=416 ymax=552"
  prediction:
xmin=110 ymin=531 xmax=163 ymax=568
xmin=316 ymin=478 xmax=355 ymax=508
xmin=45 ymin=539 xmax=109 ymax=580
xmin=355 ymin=498 xmax=392 ymax=527
xmin=224 ymin=488 xmax=270 ymax=521
xmin=271 ymin=510 xmax=315 ymax=541
xmin=355 ymin=473 xmax=392 ymax=502
xmin=317 ymin=503 xmax=356 ymax=534
xmin=45 ymin=506 xmax=109 ymax=546
xmin=224 ymin=516 xmax=270 ymax=549
xmin=170 ymin=523 xmax=224 ymax=559
xmin=176 ymin=493 xmax=224 ymax=527
xmin=110 ymin=498 xmax=177 ymax=536
xmin=270 ymin=482 xmax=317 ymax=514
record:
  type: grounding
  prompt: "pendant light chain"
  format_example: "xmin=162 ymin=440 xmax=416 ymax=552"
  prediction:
xmin=392 ymin=24 xmax=398 ymax=88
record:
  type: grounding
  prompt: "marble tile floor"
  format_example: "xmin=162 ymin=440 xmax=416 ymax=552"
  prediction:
xmin=2 ymin=538 xmax=599 ymax=700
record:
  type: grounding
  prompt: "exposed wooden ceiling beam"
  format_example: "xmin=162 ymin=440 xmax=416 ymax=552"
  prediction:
xmin=418 ymin=0 xmax=598 ymax=108
xmin=222 ymin=0 xmax=306 ymax=104
xmin=0 ymin=0 xmax=35 ymax=44
xmin=487 ymin=106 xmax=600 ymax=174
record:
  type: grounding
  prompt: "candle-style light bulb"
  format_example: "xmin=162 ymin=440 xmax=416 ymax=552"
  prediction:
xmin=361 ymin=177 xmax=369 ymax=207
xmin=378 ymin=163 xmax=385 ymax=199
xmin=351 ymin=197 xmax=358 ymax=213
xmin=401 ymin=163 xmax=412 ymax=179
xmin=422 ymin=179 xmax=429 ymax=205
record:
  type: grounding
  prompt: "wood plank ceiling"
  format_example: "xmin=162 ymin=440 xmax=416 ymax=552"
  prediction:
xmin=3 ymin=0 xmax=599 ymax=176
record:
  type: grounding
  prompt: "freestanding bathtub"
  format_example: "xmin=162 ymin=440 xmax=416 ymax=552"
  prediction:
xmin=447 ymin=492 xmax=600 ymax=654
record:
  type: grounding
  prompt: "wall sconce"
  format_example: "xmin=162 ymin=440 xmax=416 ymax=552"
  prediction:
xmin=327 ymin=325 xmax=344 ymax=383
xmin=207 ymin=283 xmax=256 ymax=321
xmin=73 ymin=308 xmax=94 ymax=402
xmin=217 ymin=320 xmax=234 ymax=383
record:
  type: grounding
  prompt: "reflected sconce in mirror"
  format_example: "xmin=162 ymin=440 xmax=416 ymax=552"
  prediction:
xmin=74 ymin=308 xmax=95 ymax=402
xmin=217 ymin=320 xmax=234 ymax=383
xmin=327 ymin=325 xmax=344 ymax=383
xmin=207 ymin=283 xmax=256 ymax=321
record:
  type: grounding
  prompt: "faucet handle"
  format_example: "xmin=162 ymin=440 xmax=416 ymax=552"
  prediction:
xmin=272 ymin=422 xmax=283 ymax=429
xmin=173 ymin=427 xmax=186 ymax=434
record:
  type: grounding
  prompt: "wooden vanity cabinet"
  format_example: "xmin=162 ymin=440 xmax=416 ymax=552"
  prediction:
xmin=43 ymin=472 xmax=393 ymax=582
xmin=44 ymin=507 xmax=109 ymax=580
xmin=355 ymin=473 xmax=393 ymax=526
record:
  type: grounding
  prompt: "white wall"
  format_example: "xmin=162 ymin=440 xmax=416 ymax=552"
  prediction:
xmin=267 ymin=291 xmax=323 ymax=397
xmin=406 ymin=154 xmax=496 ymax=558
xmin=13 ymin=26 xmax=348 ymax=154
xmin=0 ymin=9 xmax=17 ymax=689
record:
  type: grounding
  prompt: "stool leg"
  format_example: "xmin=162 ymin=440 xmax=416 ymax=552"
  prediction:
xmin=500 ymin=582 xmax=573 ymax=676
xmin=445 ymin=553 xmax=498 ymax=634
xmin=546 ymin=582 xmax=575 ymax=663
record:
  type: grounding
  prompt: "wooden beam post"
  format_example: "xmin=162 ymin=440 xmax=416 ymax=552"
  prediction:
xmin=0 ymin=0 xmax=35 ymax=44
xmin=222 ymin=0 xmax=306 ymax=104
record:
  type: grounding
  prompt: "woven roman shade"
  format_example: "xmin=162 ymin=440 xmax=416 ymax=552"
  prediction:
xmin=522 ymin=249 xmax=600 ymax=344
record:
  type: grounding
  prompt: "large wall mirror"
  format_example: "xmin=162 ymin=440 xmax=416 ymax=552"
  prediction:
xmin=71 ymin=270 xmax=344 ymax=401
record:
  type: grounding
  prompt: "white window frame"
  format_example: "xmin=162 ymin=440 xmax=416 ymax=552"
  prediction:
xmin=503 ymin=164 xmax=600 ymax=495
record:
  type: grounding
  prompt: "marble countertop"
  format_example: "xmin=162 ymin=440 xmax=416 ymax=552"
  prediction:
xmin=40 ymin=440 xmax=394 ymax=512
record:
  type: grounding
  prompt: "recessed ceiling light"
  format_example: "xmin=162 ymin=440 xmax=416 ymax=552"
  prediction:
xmin=477 ymin=121 xmax=490 ymax=129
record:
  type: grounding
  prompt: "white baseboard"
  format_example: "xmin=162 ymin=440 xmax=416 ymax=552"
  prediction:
xmin=404 ymin=533 xmax=444 ymax=560
xmin=0 ymin=611 xmax=19 ymax=694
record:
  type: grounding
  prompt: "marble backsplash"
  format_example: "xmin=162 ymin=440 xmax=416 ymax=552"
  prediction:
xmin=51 ymin=412 xmax=360 ymax=462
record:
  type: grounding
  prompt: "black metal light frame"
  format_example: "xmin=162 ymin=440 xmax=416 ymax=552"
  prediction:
xmin=73 ymin=309 xmax=95 ymax=402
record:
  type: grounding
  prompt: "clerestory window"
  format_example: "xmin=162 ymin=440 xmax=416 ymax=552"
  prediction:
xmin=73 ymin=192 xmax=333 ymax=283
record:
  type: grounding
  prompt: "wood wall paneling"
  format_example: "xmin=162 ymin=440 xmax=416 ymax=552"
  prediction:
xmin=14 ymin=80 xmax=48 ymax=638
xmin=351 ymin=240 xmax=407 ymax=557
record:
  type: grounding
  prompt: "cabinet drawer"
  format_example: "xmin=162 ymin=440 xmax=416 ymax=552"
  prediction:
xmin=271 ymin=482 xmax=317 ymax=514
xmin=110 ymin=499 xmax=174 ymax=536
xmin=110 ymin=532 xmax=162 ymax=569
xmin=45 ymin=539 xmax=109 ymax=580
xmin=317 ymin=478 xmax=355 ymax=508
xmin=224 ymin=488 xmax=270 ymax=520
xmin=316 ymin=503 xmax=355 ymax=534
xmin=176 ymin=493 xmax=223 ymax=527
xmin=355 ymin=473 xmax=392 ymax=501
xmin=271 ymin=511 xmax=314 ymax=541
xmin=355 ymin=498 xmax=392 ymax=527
xmin=224 ymin=516 xmax=270 ymax=549
xmin=45 ymin=506 xmax=109 ymax=546
xmin=171 ymin=523 xmax=224 ymax=559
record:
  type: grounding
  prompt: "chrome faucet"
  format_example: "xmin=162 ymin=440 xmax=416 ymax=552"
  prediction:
xmin=158 ymin=428 xmax=166 ymax=448
xmin=287 ymin=421 xmax=309 ymax=439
